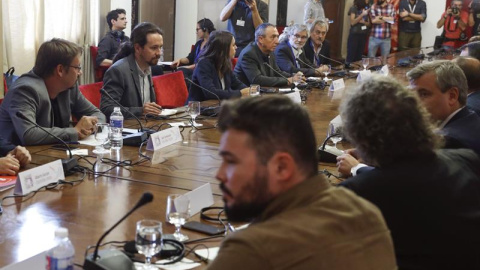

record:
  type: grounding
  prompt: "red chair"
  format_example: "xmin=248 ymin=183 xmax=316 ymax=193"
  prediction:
xmin=152 ymin=72 xmax=189 ymax=108
xmin=90 ymin=46 xmax=109 ymax=82
xmin=79 ymin=82 xmax=103 ymax=108
xmin=231 ymin=58 xmax=238 ymax=70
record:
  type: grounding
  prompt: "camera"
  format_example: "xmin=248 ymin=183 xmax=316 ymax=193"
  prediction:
xmin=452 ymin=7 xmax=460 ymax=16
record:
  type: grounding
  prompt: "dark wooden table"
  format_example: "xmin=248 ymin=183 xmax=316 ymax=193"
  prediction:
xmin=0 ymin=56 xmax=416 ymax=268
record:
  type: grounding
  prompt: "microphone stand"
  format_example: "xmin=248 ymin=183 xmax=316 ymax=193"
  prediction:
xmin=318 ymin=133 xmax=343 ymax=163
xmin=263 ymin=62 xmax=294 ymax=90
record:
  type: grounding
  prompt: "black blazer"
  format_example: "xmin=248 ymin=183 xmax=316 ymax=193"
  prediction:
xmin=340 ymin=149 xmax=480 ymax=269
xmin=467 ymin=91 xmax=480 ymax=116
xmin=303 ymin=38 xmax=331 ymax=67
xmin=188 ymin=58 xmax=246 ymax=102
xmin=274 ymin=40 xmax=317 ymax=77
xmin=441 ymin=106 xmax=480 ymax=156
xmin=234 ymin=42 xmax=290 ymax=87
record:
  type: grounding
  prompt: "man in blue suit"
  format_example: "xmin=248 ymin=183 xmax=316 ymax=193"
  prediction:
xmin=454 ymin=56 xmax=480 ymax=115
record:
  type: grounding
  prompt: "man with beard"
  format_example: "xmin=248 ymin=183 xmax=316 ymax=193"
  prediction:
xmin=234 ymin=23 xmax=302 ymax=87
xmin=0 ymin=39 xmax=105 ymax=145
xmin=207 ymin=96 xmax=397 ymax=270
xmin=100 ymin=22 xmax=163 ymax=118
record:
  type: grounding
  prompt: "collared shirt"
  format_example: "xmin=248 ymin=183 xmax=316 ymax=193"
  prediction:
xmin=439 ymin=107 xmax=464 ymax=129
xmin=135 ymin=61 xmax=152 ymax=104
xmin=309 ymin=39 xmax=323 ymax=66
xmin=370 ymin=3 xmax=396 ymax=39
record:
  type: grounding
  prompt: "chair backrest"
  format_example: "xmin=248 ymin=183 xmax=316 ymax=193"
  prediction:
xmin=152 ymin=72 xmax=189 ymax=108
xmin=231 ymin=58 xmax=238 ymax=70
xmin=79 ymin=81 xmax=103 ymax=108
xmin=90 ymin=46 xmax=108 ymax=82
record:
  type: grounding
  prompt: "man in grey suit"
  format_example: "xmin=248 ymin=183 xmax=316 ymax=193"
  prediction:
xmin=0 ymin=38 xmax=105 ymax=145
xmin=234 ymin=23 xmax=302 ymax=87
xmin=100 ymin=22 xmax=163 ymax=118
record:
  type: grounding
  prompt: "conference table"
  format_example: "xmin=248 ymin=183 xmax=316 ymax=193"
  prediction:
xmin=0 ymin=50 xmax=426 ymax=269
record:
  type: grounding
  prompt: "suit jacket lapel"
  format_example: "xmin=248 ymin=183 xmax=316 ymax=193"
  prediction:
xmin=127 ymin=54 xmax=142 ymax=102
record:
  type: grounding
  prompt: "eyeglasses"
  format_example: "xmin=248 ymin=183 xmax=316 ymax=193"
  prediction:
xmin=294 ymin=34 xmax=308 ymax=40
xmin=69 ymin=65 xmax=82 ymax=71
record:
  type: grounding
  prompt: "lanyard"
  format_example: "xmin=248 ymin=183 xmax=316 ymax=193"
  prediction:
xmin=408 ymin=1 xmax=417 ymax=13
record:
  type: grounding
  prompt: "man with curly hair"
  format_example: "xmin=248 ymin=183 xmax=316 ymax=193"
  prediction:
xmin=338 ymin=75 xmax=480 ymax=269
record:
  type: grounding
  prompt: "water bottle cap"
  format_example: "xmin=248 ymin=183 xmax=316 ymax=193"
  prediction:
xmin=54 ymin=227 xmax=69 ymax=238
xmin=113 ymin=107 xmax=120 ymax=112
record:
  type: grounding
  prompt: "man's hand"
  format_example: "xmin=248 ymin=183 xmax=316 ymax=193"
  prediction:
xmin=143 ymin=102 xmax=162 ymax=115
xmin=399 ymin=9 xmax=409 ymax=18
xmin=246 ymin=0 xmax=257 ymax=11
xmin=0 ymin=156 xmax=20 ymax=175
xmin=240 ymin=88 xmax=250 ymax=97
xmin=8 ymin=146 xmax=31 ymax=167
xmin=336 ymin=154 xmax=360 ymax=176
xmin=446 ymin=7 xmax=453 ymax=16
xmin=170 ymin=59 xmax=181 ymax=69
xmin=75 ymin=116 xmax=98 ymax=140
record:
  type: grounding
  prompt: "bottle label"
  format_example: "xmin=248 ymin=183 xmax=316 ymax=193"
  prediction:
xmin=46 ymin=255 xmax=74 ymax=270
xmin=110 ymin=119 xmax=123 ymax=128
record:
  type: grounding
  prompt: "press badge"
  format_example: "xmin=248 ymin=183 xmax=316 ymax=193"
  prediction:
xmin=361 ymin=25 xmax=367 ymax=30
xmin=237 ymin=19 xmax=245 ymax=27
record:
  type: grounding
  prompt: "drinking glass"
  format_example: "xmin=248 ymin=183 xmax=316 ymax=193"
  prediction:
xmin=93 ymin=123 xmax=111 ymax=154
xmin=362 ymin=57 xmax=369 ymax=70
xmin=187 ymin=101 xmax=201 ymax=126
xmin=166 ymin=194 xmax=190 ymax=242
xmin=293 ymin=72 xmax=303 ymax=91
xmin=249 ymin=84 xmax=260 ymax=96
xmin=327 ymin=123 xmax=342 ymax=149
xmin=323 ymin=65 xmax=331 ymax=81
xmin=135 ymin=220 xmax=162 ymax=270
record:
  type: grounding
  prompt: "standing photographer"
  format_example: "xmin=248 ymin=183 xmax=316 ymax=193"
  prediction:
xmin=469 ymin=0 xmax=480 ymax=36
xmin=437 ymin=0 xmax=468 ymax=50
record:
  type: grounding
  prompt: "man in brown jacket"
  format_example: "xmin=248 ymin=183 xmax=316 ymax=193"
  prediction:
xmin=207 ymin=95 xmax=397 ymax=270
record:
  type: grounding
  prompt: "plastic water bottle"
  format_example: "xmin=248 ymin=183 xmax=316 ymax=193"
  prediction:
xmin=110 ymin=107 xmax=124 ymax=150
xmin=45 ymin=227 xmax=75 ymax=270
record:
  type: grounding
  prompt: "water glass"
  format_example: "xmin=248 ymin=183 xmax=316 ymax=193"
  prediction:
xmin=362 ymin=57 xmax=369 ymax=70
xmin=249 ymin=84 xmax=260 ymax=96
xmin=93 ymin=123 xmax=111 ymax=154
xmin=187 ymin=101 xmax=201 ymax=126
xmin=166 ymin=194 xmax=190 ymax=242
xmin=135 ymin=220 xmax=162 ymax=269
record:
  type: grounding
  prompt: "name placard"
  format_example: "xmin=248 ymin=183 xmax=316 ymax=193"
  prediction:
xmin=14 ymin=160 xmax=64 ymax=195
xmin=357 ymin=70 xmax=372 ymax=82
xmin=147 ymin=126 xmax=182 ymax=151
xmin=285 ymin=90 xmax=302 ymax=104
xmin=329 ymin=78 xmax=345 ymax=91
xmin=184 ymin=183 xmax=214 ymax=216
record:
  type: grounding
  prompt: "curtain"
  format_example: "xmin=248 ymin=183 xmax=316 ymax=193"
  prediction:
xmin=2 ymin=0 xmax=101 ymax=85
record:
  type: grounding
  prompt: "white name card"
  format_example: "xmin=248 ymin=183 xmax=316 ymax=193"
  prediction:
xmin=380 ymin=65 xmax=389 ymax=76
xmin=184 ymin=183 xmax=214 ymax=216
xmin=14 ymin=160 xmax=64 ymax=195
xmin=357 ymin=70 xmax=372 ymax=82
xmin=147 ymin=126 xmax=182 ymax=151
xmin=329 ymin=78 xmax=345 ymax=91
xmin=285 ymin=90 xmax=302 ymax=104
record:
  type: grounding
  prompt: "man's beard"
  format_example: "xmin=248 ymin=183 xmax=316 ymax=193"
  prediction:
xmin=147 ymin=57 xmax=159 ymax=66
xmin=221 ymin=168 xmax=273 ymax=223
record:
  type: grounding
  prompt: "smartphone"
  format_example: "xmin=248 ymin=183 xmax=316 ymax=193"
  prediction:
xmin=182 ymin=221 xmax=225 ymax=235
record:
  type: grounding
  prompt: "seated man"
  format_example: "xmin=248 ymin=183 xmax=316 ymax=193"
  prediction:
xmin=207 ymin=95 xmax=397 ymax=270
xmin=454 ymin=56 xmax=480 ymax=115
xmin=274 ymin=24 xmax=327 ymax=77
xmin=338 ymin=60 xmax=480 ymax=175
xmin=100 ymin=22 xmax=163 ymax=118
xmin=0 ymin=137 xmax=31 ymax=176
xmin=96 ymin=9 xmax=130 ymax=68
xmin=303 ymin=19 xmax=331 ymax=67
xmin=234 ymin=23 xmax=301 ymax=87
xmin=338 ymin=76 xmax=480 ymax=269
xmin=0 ymin=39 xmax=105 ymax=145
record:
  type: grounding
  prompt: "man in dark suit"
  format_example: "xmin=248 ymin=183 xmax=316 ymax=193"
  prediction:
xmin=338 ymin=76 xmax=480 ymax=270
xmin=274 ymin=24 xmax=325 ymax=77
xmin=234 ymin=23 xmax=302 ymax=87
xmin=303 ymin=19 xmax=331 ymax=67
xmin=0 ymin=39 xmax=105 ymax=145
xmin=454 ymin=56 xmax=480 ymax=115
xmin=100 ymin=22 xmax=163 ymax=118
xmin=0 ymin=137 xmax=30 ymax=176
xmin=337 ymin=60 xmax=480 ymax=176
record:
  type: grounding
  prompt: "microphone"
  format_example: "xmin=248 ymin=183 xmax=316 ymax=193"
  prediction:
xmin=318 ymin=52 xmax=345 ymax=68
xmin=185 ymin=77 xmax=222 ymax=117
xmin=84 ymin=192 xmax=154 ymax=270
xmin=15 ymin=111 xmax=78 ymax=174
xmin=263 ymin=62 xmax=293 ymax=89
xmin=100 ymin=89 xmax=149 ymax=146
xmin=318 ymin=132 xmax=344 ymax=163
xmin=295 ymin=57 xmax=323 ymax=76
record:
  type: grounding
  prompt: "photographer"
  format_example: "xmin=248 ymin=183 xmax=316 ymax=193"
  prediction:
xmin=468 ymin=0 xmax=480 ymax=36
xmin=437 ymin=0 xmax=468 ymax=50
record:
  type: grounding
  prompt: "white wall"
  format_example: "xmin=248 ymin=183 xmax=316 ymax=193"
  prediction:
xmin=111 ymin=0 xmax=132 ymax=37
xmin=175 ymin=0 xmax=199 ymax=59
xmin=422 ymin=0 xmax=445 ymax=48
